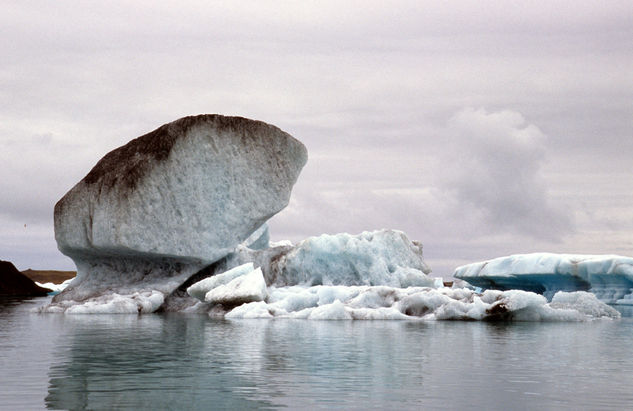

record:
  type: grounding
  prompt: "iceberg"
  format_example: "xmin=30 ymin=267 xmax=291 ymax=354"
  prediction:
xmin=202 ymin=268 xmax=267 ymax=306
xmin=186 ymin=263 xmax=257 ymax=301
xmin=453 ymin=253 xmax=633 ymax=304
xmin=184 ymin=262 xmax=618 ymax=321
xmin=186 ymin=263 xmax=267 ymax=306
xmin=219 ymin=229 xmax=435 ymax=288
xmin=220 ymin=285 xmax=619 ymax=321
xmin=35 ymin=277 xmax=74 ymax=295
xmin=44 ymin=115 xmax=307 ymax=313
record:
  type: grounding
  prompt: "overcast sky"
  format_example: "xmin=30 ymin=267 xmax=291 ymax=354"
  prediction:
xmin=1 ymin=1 xmax=632 ymax=278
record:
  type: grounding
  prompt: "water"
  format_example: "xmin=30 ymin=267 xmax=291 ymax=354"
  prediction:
xmin=2 ymin=296 xmax=633 ymax=410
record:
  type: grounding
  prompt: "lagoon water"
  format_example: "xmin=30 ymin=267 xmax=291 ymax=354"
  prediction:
xmin=2 ymin=296 xmax=633 ymax=410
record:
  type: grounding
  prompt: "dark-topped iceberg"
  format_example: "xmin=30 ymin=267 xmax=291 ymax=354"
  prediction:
xmin=45 ymin=115 xmax=307 ymax=313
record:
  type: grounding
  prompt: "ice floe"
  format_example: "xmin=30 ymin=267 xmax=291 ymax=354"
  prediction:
xmin=186 ymin=264 xmax=619 ymax=321
xmin=224 ymin=286 xmax=619 ymax=321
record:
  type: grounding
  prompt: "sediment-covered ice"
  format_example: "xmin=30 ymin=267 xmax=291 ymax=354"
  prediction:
xmin=454 ymin=253 xmax=633 ymax=304
xmin=55 ymin=115 xmax=307 ymax=263
xmin=45 ymin=115 xmax=307 ymax=313
xmin=43 ymin=290 xmax=165 ymax=314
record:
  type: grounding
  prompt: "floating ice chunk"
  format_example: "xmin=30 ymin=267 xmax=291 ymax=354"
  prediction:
xmin=267 ymin=286 xmax=319 ymax=312
xmin=204 ymin=267 xmax=267 ymax=306
xmin=41 ymin=290 xmax=165 ymax=314
xmin=221 ymin=285 xmax=619 ymax=321
xmin=187 ymin=263 xmax=255 ymax=301
xmin=35 ymin=277 xmax=75 ymax=294
xmin=347 ymin=306 xmax=411 ymax=320
xmin=225 ymin=301 xmax=274 ymax=319
xmin=307 ymin=300 xmax=352 ymax=320
xmin=550 ymin=291 xmax=621 ymax=318
xmin=454 ymin=253 xmax=633 ymax=303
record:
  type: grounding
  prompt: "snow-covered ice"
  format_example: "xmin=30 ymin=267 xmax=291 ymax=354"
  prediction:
xmin=454 ymin=253 xmax=633 ymax=304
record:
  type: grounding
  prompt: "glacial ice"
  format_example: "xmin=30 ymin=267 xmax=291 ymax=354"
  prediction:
xmin=35 ymin=277 xmax=74 ymax=294
xmin=454 ymin=253 xmax=633 ymax=304
xmin=204 ymin=268 xmax=268 ymax=306
xmin=223 ymin=286 xmax=619 ymax=321
xmin=186 ymin=263 xmax=256 ymax=301
xmin=240 ymin=224 xmax=270 ymax=250
xmin=46 ymin=115 xmax=307 ymax=313
xmin=39 ymin=113 xmax=627 ymax=322
xmin=44 ymin=290 xmax=165 ymax=314
xmin=219 ymin=229 xmax=435 ymax=288
xmin=187 ymin=263 xmax=267 ymax=306
xmin=183 ymin=263 xmax=618 ymax=321
xmin=55 ymin=115 xmax=306 ymax=264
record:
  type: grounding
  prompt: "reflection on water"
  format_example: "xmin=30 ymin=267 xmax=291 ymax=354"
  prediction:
xmin=2 ymin=297 xmax=633 ymax=410
xmin=45 ymin=316 xmax=434 ymax=410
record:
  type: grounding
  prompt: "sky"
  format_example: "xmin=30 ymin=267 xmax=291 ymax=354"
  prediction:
xmin=1 ymin=1 xmax=632 ymax=278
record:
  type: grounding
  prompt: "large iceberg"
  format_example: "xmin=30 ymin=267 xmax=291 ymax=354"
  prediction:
xmin=184 ymin=263 xmax=619 ymax=321
xmin=45 ymin=115 xmax=307 ymax=313
xmin=454 ymin=253 xmax=633 ymax=304
xmin=158 ymin=229 xmax=437 ymax=311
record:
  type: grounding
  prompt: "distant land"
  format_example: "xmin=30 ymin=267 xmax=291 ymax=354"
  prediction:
xmin=0 ymin=261 xmax=53 ymax=296
xmin=22 ymin=269 xmax=76 ymax=284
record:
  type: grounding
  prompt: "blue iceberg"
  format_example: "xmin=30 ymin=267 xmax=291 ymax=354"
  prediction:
xmin=454 ymin=253 xmax=633 ymax=305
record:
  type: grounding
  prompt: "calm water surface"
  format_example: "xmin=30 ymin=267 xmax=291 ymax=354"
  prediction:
xmin=1 ymin=296 xmax=632 ymax=410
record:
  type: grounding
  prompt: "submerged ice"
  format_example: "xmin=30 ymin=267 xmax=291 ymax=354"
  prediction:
xmin=454 ymin=253 xmax=633 ymax=305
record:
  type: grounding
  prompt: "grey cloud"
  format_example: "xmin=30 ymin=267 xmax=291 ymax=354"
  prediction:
xmin=442 ymin=108 xmax=574 ymax=240
xmin=1 ymin=1 xmax=631 ymax=272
